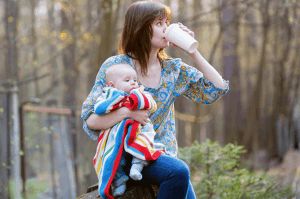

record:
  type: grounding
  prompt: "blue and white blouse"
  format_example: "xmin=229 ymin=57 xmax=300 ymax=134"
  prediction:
xmin=81 ymin=54 xmax=229 ymax=157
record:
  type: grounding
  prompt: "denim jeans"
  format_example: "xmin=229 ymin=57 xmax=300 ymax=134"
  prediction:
xmin=124 ymin=154 xmax=196 ymax=199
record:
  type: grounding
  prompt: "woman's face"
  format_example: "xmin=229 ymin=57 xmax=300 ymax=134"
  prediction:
xmin=151 ymin=16 xmax=169 ymax=50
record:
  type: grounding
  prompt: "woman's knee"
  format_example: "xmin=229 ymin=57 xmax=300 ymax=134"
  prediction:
xmin=167 ymin=158 xmax=190 ymax=183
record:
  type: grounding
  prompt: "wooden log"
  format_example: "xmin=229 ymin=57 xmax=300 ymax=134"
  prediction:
xmin=77 ymin=182 xmax=158 ymax=199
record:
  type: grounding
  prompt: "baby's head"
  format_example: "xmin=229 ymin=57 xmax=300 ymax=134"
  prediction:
xmin=106 ymin=64 xmax=139 ymax=93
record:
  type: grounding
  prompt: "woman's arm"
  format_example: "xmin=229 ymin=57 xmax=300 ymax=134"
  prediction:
xmin=86 ymin=107 xmax=128 ymax=130
xmin=86 ymin=107 xmax=150 ymax=130
xmin=190 ymin=50 xmax=227 ymax=89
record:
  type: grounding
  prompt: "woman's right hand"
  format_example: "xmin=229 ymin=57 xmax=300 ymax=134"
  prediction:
xmin=126 ymin=108 xmax=150 ymax=125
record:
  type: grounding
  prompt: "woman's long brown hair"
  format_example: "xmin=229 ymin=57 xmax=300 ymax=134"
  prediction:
xmin=118 ymin=0 xmax=171 ymax=76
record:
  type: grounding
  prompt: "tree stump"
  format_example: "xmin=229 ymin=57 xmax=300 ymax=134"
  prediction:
xmin=77 ymin=182 xmax=158 ymax=199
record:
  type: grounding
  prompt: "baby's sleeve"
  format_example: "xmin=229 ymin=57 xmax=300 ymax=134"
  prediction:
xmin=143 ymin=91 xmax=157 ymax=113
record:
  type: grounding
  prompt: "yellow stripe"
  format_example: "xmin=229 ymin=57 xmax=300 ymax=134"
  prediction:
xmin=135 ymin=137 xmax=155 ymax=154
xmin=96 ymin=129 xmax=110 ymax=175
xmin=148 ymin=97 xmax=157 ymax=113
xmin=94 ymin=130 xmax=109 ymax=160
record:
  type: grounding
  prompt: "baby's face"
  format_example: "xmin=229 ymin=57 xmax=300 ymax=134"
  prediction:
xmin=114 ymin=67 xmax=139 ymax=93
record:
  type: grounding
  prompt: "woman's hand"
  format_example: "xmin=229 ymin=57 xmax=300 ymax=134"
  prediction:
xmin=170 ymin=22 xmax=197 ymax=56
xmin=127 ymin=108 xmax=150 ymax=126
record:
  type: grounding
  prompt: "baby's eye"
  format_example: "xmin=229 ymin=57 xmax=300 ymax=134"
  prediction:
xmin=125 ymin=80 xmax=129 ymax=82
xmin=134 ymin=80 xmax=137 ymax=82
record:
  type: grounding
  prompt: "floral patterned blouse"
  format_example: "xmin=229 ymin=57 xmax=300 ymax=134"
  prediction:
xmin=81 ymin=54 xmax=229 ymax=157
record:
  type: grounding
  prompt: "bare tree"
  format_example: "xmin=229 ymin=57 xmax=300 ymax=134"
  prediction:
xmin=175 ymin=0 xmax=190 ymax=147
xmin=96 ymin=0 xmax=113 ymax=74
xmin=2 ymin=2 xmax=19 ymax=198
xmin=37 ymin=0 xmax=60 ymax=100
xmin=242 ymin=0 xmax=271 ymax=155
xmin=61 ymin=0 xmax=79 ymax=196
xmin=267 ymin=0 xmax=294 ymax=158
xmin=4 ymin=0 xmax=19 ymax=82
xmin=30 ymin=0 xmax=40 ymax=98
xmin=191 ymin=0 xmax=203 ymax=144
xmin=222 ymin=0 xmax=243 ymax=145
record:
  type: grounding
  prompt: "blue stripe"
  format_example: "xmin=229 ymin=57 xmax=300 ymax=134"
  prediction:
xmin=99 ymin=120 xmax=127 ymax=198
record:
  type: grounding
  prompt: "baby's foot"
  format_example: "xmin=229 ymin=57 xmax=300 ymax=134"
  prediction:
xmin=130 ymin=163 xmax=143 ymax=181
xmin=113 ymin=183 xmax=126 ymax=197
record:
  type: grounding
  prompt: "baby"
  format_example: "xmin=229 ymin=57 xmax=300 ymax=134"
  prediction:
xmin=94 ymin=64 xmax=164 ymax=197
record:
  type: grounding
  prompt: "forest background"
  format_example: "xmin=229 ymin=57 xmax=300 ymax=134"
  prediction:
xmin=0 ymin=0 xmax=300 ymax=198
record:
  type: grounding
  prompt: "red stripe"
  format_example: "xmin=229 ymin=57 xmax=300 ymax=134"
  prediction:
xmin=141 ymin=93 xmax=149 ymax=109
xmin=127 ymin=93 xmax=139 ymax=110
xmin=111 ymin=102 xmax=121 ymax=112
xmin=97 ymin=131 xmax=105 ymax=145
xmin=126 ymin=122 xmax=163 ymax=161
xmin=129 ymin=142 xmax=163 ymax=161
xmin=104 ymin=119 xmax=134 ymax=199
xmin=127 ymin=121 xmax=139 ymax=145
xmin=111 ymin=96 xmax=127 ymax=112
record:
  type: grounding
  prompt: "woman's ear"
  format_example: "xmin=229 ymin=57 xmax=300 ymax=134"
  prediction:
xmin=108 ymin=81 xmax=114 ymax=87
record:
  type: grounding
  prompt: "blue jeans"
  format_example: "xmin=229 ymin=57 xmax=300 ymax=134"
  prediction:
xmin=125 ymin=154 xmax=196 ymax=199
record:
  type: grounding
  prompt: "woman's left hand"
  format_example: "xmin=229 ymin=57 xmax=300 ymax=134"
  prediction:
xmin=170 ymin=22 xmax=197 ymax=56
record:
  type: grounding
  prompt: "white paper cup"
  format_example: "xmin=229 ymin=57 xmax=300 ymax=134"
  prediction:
xmin=165 ymin=23 xmax=198 ymax=53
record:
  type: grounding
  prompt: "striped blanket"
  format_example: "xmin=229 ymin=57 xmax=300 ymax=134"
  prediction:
xmin=93 ymin=87 xmax=165 ymax=199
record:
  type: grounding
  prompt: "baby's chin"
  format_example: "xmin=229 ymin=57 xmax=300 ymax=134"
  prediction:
xmin=129 ymin=87 xmax=139 ymax=92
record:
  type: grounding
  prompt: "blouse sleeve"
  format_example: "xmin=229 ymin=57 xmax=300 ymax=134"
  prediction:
xmin=173 ymin=60 xmax=229 ymax=104
xmin=81 ymin=56 xmax=119 ymax=140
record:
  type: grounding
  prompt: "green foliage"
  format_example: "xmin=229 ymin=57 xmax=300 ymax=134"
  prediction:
xmin=6 ymin=178 xmax=49 ymax=199
xmin=22 ymin=179 xmax=51 ymax=199
xmin=178 ymin=139 xmax=296 ymax=199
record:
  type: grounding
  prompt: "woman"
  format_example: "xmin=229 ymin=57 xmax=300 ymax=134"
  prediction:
xmin=81 ymin=1 xmax=229 ymax=198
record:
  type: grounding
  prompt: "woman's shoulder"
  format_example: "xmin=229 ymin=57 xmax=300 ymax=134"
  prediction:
xmin=163 ymin=57 xmax=184 ymax=71
xmin=163 ymin=57 xmax=182 ymax=65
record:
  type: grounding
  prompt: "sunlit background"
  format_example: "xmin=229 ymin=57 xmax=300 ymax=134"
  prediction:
xmin=0 ymin=0 xmax=300 ymax=198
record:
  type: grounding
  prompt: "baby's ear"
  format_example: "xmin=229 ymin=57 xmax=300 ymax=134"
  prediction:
xmin=108 ymin=81 xmax=114 ymax=87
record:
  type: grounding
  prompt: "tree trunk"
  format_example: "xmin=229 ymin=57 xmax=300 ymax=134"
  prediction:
xmin=30 ymin=0 xmax=40 ymax=98
xmin=242 ymin=0 xmax=271 ymax=155
xmin=61 ymin=0 xmax=77 ymax=107
xmin=4 ymin=0 xmax=19 ymax=82
xmin=3 ymin=2 xmax=21 ymax=197
xmin=96 ymin=0 xmax=113 ymax=72
xmin=244 ymin=7 xmax=257 ymax=104
xmin=222 ymin=0 xmax=243 ymax=145
xmin=61 ymin=0 xmax=79 ymax=195
xmin=271 ymin=5 xmax=293 ymax=158
xmin=175 ymin=0 xmax=189 ymax=147
xmin=38 ymin=0 xmax=59 ymax=100
xmin=191 ymin=0 xmax=203 ymax=145
xmin=79 ymin=0 xmax=98 ymax=195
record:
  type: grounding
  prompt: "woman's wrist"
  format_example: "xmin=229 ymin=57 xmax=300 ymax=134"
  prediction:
xmin=120 ymin=107 xmax=131 ymax=119
xmin=191 ymin=50 xmax=227 ymax=89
